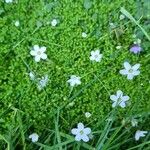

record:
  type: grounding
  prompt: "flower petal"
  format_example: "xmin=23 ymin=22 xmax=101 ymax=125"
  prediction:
xmin=112 ymin=101 xmax=117 ymax=107
xmin=110 ymin=95 xmax=117 ymax=101
xmin=116 ymin=90 xmax=123 ymax=98
xmin=95 ymin=50 xmax=100 ymax=55
xmin=119 ymin=101 xmax=126 ymax=108
xmin=83 ymin=128 xmax=91 ymax=134
xmin=77 ymin=123 xmax=84 ymax=130
xmin=127 ymin=74 xmax=134 ymax=80
xmin=124 ymin=62 xmax=131 ymax=70
xmin=30 ymin=50 xmax=37 ymax=56
xmin=71 ymin=129 xmax=78 ymax=135
xmin=33 ymin=45 xmax=39 ymax=51
xmin=40 ymin=46 xmax=46 ymax=52
xmin=35 ymin=56 xmax=41 ymax=62
xmin=119 ymin=69 xmax=128 ymax=75
xmin=122 ymin=96 xmax=129 ymax=101
xmin=75 ymin=134 xmax=81 ymax=141
xmin=81 ymin=134 xmax=89 ymax=142
xmin=132 ymin=64 xmax=140 ymax=71
xmin=133 ymin=70 xmax=140 ymax=76
xmin=41 ymin=53 xmax=47 ymax=60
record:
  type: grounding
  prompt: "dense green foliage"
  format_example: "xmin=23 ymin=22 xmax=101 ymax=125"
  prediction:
xmin=0 ymin=0 xmax=150 ymax=149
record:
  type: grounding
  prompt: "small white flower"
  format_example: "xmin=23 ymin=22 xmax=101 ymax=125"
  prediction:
xmin=29 ymin=133 xmax=39 ymax=142
xmin=37 ymin=75 xmax=48 ymax=90
xmin=90 ymin=50 xmax=103 ymax=62
xmin=51 ymin=19 xmax=58 ymax=27
xmin=131 ymin=118 xmax=138 ymax=127
xmin=30 ymin=45 xmax=47 ymax=62
xmin=116 ymin=46 xmax=122 ymax=49
xmin=119 ymin=62 xmax=140 ymax=80
xmin=29 ymin=72 xmax=35 ymax=80
xmin=110 ymin=90 xmax=130 ymax=108
xmin=71 ymin=123 xmax=91 ymax=142
xmin=85 ymin=112 xmax=91 ymax=118
xmin=119 ymin=14 xmax=125 ymax=20
xmin=67 ymin=75 xmax=81 ymax=87
xmin=14 ymin=20 xmax=20 ymax=27
xmin=135 ymin=130 xmax=148 ymax=141
xmin=82 ymin=32 xmax=87 ymax=38
xmin=5 ymin=0 xmax=13 ymax=3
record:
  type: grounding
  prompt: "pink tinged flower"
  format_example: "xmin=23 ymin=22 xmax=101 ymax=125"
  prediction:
xmin=110 ymin=90 xmax=130 ymax=108
xmin=71 ymin=123 xmax=91 ymax=142
xmin=30 ymin=45 xmax=47 ymax=62
xmin=130 ymin=44 xmax=142 ymax=54
xmin=90 ymin=50 xmax=103 ymax=62
xmin=135 ymin=130 xmax=148 ymax=141
xmin=119 ymin=62 xmax=140 ymax=80
xmin=67 ymin=75 xmax=81 ymax=87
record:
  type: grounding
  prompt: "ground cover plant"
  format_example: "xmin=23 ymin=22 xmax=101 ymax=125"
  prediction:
xmin=0 ymin=0 xmax=150 ymax=149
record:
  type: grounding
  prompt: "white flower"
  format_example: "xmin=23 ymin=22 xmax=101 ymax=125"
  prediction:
xmin=90 ymin=50 xmax=103 ymax=62
xmin=82 ymin=32 xmax=87 ymax=38
xmin=29 ymin=133 xmax=39 ymax=142
xmin=119 ymin=14 xmax=125 ymax=20
xmin=29 ymin=72 xmax=35 ymax=80
xmin=14 ymin=20 xmax=20 ymax=27
xmin=135 ymin=130 xmax=148 ymax=141
xmin=51 ymin=19 xmax=57 ymax=27
xmin=5 ymin=0 xmax=13 ymax=3
xmin=30 ymin=45 xmax=47 ymax=62
xmin=116 ymin=46 xmax=122 ymax=49
xmin=119 ymin=62 xmax=140 ymax=80
xmin=110 ymin=90 xmax=130 ymax=108
xmin=131 ymin=118 xmax=138 ymax=127
xmin=37 ymin=75 xmax=48 ymax=90
xmin=85 ymin=112 xmax=91 ymax=118
xmin=67 ymin=75 xmax=81 ymax=87
xmin=71 ymin=123 xmax=91 ymax=142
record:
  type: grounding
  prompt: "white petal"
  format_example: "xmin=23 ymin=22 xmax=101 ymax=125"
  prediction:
xmin=122 ymin=96 xmax=129 ymax=101
xmin=119 ymin=69 xmax=128 ymax=75
xmin=95 ymin=50 xmax=100 ymax=55
xmin=90 ymin=56 xmax=95 ymax=61
xmin=117 ymin=90 xmax=123 ymax=98
xmin=76 ymin=80 xmax=81 ymax=85
xmin=95 ymin=55 xmax=102 ymax=62
xmin=81 ymin=134 xmax=89 ymax=142
xmin=77 ymin=123 xmax=84 ymax=130
xmin=124 ymin=62 xmax=131 ymax=70
xmin=91 ymin=51 xmax=95 ymax=56
xmin=71 ymin=128 xmax=78 ymax=135
xmin=127 ymin=74 xmax=134 ymax=80
xmin=41 ymin=53 xmax=47 ymax=60
xmin=30 ymin=50 xmax=37 ymax=56
xmin=112 ymin=101 xmax=117 ymax=107
xmin=40 ymin=46 xmax=46 ymax=52
xmin=33 ymin=45 xmax=39 ymax=51
xmin=75 ymin=134 xmax=82 ymax=141
xmin=83 ymin=128 xmax=91 ymax=134
xmin=35 ymin=56 xmax=41 ymax=62
xmin=135 ymin=133 xmax=140 ymax=141
xmin=119 ymin=101 xmax=126 ymax=108
xmin=132 ymin=64 xmax=140 ymax=71
xmin=132 ymin=70 xmax=140 ymax=76
xmin=110 ymin=95 xmax=118 ymax=101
